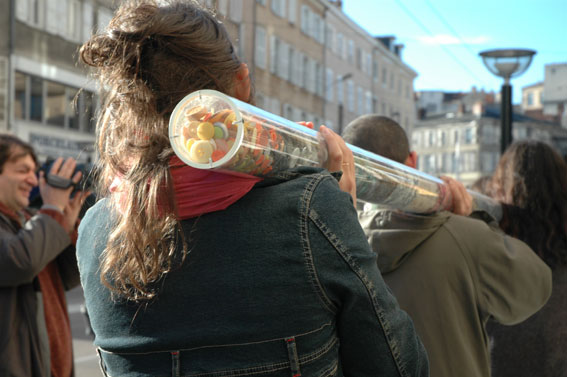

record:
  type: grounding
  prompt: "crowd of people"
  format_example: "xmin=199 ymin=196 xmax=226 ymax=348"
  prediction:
xmin=1 ymin=1 xmax=565 ymax=376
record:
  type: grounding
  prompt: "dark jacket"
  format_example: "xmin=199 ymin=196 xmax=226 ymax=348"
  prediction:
xmin=358 ymin=209 xmax=552 ymax=377
xmin=0 ymin=208 xmax=79 ymax=377
xmin=488 ymin=264 xmax=567 ymax=377
xmin=77 ymin=167 xmax=429 ymax=377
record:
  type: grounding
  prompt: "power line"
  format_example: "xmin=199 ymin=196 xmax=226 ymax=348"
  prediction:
xmin=424 ymin=0 xmax=479 ymax=58
xmin=394 ymin=0 xmax=487 ymax=86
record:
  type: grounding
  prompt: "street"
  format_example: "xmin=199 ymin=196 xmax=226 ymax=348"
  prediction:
xmin=67 ymin=286 xmax=101 ymax=376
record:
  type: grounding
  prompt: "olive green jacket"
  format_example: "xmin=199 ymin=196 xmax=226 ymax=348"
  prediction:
xmin=358 ymin=209 xmax=552 ymax=377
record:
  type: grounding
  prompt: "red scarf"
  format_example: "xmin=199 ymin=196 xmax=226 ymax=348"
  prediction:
xmin=169 ymin=156 xmax=262 ymax=219
xmin=110 ymin=157 xmax=262 ymax=219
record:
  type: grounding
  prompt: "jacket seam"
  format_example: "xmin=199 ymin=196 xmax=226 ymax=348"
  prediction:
xmin=308 ymin=208 xmax=410 ymax=377
xmin=298 ymin=173 xmax=339 ymax=314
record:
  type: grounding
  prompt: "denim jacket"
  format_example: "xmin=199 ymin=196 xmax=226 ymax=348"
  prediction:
xmin=77 ymin=167 xmax=428 ymax=377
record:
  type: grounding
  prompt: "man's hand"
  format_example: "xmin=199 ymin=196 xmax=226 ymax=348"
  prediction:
xmin=319 ymin=125 xmax=357 ymax=205
xmin=39 ymin=157 xmax=88 ymax=232
xmin=441 ymin=176 xmax=472 ymax=216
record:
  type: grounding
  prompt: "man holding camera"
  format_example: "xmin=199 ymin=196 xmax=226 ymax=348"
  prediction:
xmin=0 ymin=134 xmax=90 ymax=377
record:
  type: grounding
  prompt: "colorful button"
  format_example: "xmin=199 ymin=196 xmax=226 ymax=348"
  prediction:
xmin=189 ymin=140 xmax=214 ymax=163
xmin=197 ymin=122 xmax=215 ymax=140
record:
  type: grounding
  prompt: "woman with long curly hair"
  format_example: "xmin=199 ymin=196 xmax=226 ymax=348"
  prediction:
xmin=75 ymin=1 xmax=428 ymax=376
xmin=487 ymin=140 xmax=567 ymax=377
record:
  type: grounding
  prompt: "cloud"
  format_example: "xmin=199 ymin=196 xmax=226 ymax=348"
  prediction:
xmin=418 ymin=34 xmax=491 ymax=45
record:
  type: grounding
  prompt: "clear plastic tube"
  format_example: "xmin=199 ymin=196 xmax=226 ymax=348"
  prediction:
xmin=168 ymin=90 xmax=501 ymax=219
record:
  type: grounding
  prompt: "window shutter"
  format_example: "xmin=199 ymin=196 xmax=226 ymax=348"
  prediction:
xmin=269 ymin=35 xmax=278 ymax=74
xmin=288 ymin=0 xmax=296 ymax=24
xmin=17 ymin=0 xmax=29 ymax=22
xmin=254 ymin=27 xmax=266 ymax=69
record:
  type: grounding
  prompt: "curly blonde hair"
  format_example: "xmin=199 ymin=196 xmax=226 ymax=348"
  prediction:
xmin=80 ymin=0 xmax=244 ymax=301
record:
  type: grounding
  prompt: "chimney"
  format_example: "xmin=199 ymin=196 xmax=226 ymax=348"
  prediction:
xmin=376 ymin=36 xmax=396 ymax=52
xmin=331 ymin=0 xmax=343 ymax=9
xmin=394 ymin=44 xmax=404 ymax=59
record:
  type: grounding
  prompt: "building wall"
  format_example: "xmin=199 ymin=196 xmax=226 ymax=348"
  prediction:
xmin=215 ymin=0 xmax=416 ymax=135
xmin=4 ymin=0 xmax=417 ymax=162
xmin=7 ymin=0 xmax=115 ymax=162
xmin=412 ymin=115 xmax=567 ymax=186
xmin=522 ymin=83 xmax=544 ymax=111
xmin=543 ymin=63 xmax=567 ymax=123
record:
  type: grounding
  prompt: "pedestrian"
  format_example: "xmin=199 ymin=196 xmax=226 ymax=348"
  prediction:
xmin=342 ymin=115 xmax=552 ymax=377
xmin=487 ymin=140 xmax=567 ymax=377
xmin=75 ymin=1 xmax=429 ymax=376
xmin=0 ymin=133 xmax=90 ymax=377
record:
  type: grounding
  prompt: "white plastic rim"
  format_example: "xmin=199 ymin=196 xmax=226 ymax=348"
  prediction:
xmin=168 ymin=89 xmax=244 ymax=169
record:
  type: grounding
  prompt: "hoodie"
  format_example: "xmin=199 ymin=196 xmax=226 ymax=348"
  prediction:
xmin=358 ymin=209 xmax=552 ymax=377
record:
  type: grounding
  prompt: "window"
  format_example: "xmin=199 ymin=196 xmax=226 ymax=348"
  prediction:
xmin=300 ymin=5 xmax=309 ymax=34
xmin=382 ymin=67 xmax=387 ymax=85
xmin=347 ymin=40 xmax=354 ymax=64
xmin=336 ymin=75 xmax=344 ymax=104
xmin=307 ymin=58 xmax=316 ymax=94
xmin=316 ymin=63 xmax=324 ymax=96
xmin=14 ymin=72 xmax=27 ymax=121
xmin=527 ymin=92 xmax=534 ymax=106
xmin=97 ymin=7 xmax=113 ymax=32
xmin=254 ymin=26 xmax=267 ymax=69
xmin=45 ymin=81 xmax=66 ymax=127
xmin=229 ymin=0 xmax=242 ymax=22
xmin=301 ymin=55 xmax=309 ymax=89
xmin=13 ymin=72 xmax=97 ymax=132
xmin=288 ymin=0 xmax=296 ymax=24
xmin=82 ymin=1 xmax=93 ymax=42
xmin=365 ymin=91 xmax=372 ymax=114
xmin=67 ymin=88 xmax=79 ymax=130
xmin=217 ymin=0 xmax=228 ymax=14
xmin=271 ymin=0 xmax=286 ymax=18
xmin=357 ymin=86 xmax=364 ymax=115
xmin=373 ymin=60 xmax=379 ymax=80
xmin=366 ymin=53 xmax=372 ymax=76
xmin=336 ymin=33 xmax=344 ymax=59
xmin=325 ymin=68 xmax=334 ymax=102
xmin=347 ymin=80 xmax=354 ymax=112
xmin=270 ymin=35 xmax=279 ymax=73
xmin=30 ymin=76 xmax=43 ymax=122
xmin=356 ymin=48 xmax=362 ymax=70
xmin=464 ymin=127 xmax=475 ymax=144
xmin=67 ymin=0 xmax=81 ymax=41
xmin=277 ymin=41 xmax=290 ymax=81
xmin=18 ymin=0 xmax=46 ymax=28
xmin=326 ymin=25 xmax=335 ymax=52
xmin=256 ymin=0 xmax=266 ymax=5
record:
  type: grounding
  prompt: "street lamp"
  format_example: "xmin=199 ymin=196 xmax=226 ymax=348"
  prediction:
xmin=479 ymin=48 xmax=536 ymax=154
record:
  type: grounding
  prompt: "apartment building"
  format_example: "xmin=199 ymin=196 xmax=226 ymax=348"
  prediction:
xmin=216 ymin=0 xmax=416 ymax=134
xmin=1 ymin=0 xmax=116 ymax=163
xmin=412 ymin=103 xmax=567 ymax=185
xmin=1 ymin=0 xmax=416 ymax=162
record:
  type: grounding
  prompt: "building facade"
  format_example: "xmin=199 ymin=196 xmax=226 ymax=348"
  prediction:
xmin=215 ymin=0 xmax=417 ymax=135
xmin=412 ymin=105 xmax=567 ymax=186
xmin=2 ymin=0 xmax=116 ymax=163
xmin=2 ymin=0 xmax=416 ymax=163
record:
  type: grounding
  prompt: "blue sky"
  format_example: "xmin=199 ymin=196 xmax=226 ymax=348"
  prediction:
xmin=342 ymin=0 xmax=567 ymax=104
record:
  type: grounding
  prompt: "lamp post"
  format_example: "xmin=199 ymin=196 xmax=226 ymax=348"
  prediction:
xmin=479 ymin=48 xmax=536 ymax=154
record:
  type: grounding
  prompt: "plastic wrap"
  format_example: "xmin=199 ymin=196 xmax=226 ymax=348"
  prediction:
xmin=168 ymin=90 xmax=501 ymax=219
